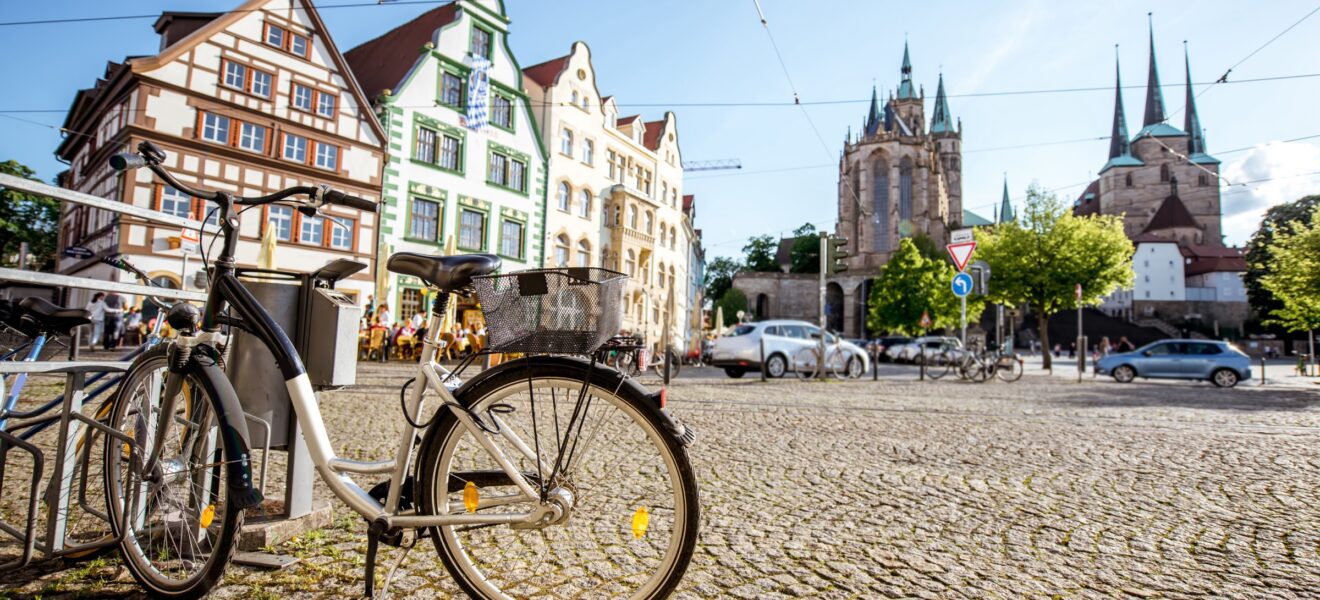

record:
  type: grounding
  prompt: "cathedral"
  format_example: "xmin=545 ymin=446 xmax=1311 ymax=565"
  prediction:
xmin=837 ymin=42 xmax=964 ymax=271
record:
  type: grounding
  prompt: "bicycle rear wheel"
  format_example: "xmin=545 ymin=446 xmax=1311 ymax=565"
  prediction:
xmin=995 ymin=355 xmax=1024 ymax=382
xmin=416 ymin=358 xmax=699 ymax=599
xmin=926 ymin=351 xmax=953 ymax=380
xmin=793 ymin=347 xmax=819 ymax=380
xmin=103 ymin=346 xmax=241 ymax=599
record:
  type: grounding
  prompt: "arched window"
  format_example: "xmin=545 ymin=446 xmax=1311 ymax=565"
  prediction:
xmin=659 ymin=225 xmax=667 ymax=247
xmin=624 ymin=249 xmax=636 ymax=276
xmin=872 ymin=158 xmax=890 ymax=251
xmin=671 ymin=190 xmax=678 ymax=208
xmin=628 ymin=205 xmax=638 ymax=229
xmin=644 ymin=211 xmax=654 ymax=235
xmin=898 ymin=157 xmax=913 ymax=223
xmin=661 ymin=182 xmax=668 ymax=204
xmin=578 ymin=189 xmax=591 ymax=218
xmin=601 ymin=245 xmax=610 ymax=268
xmin=554 ymin=234 xmax=570 ymax=266
xmin=668 ymin=266 xmax=676 ymax=290
xmin=560 ymin=129 xmax=574 ymax=156
xmin=557 ymin=181 xmax=570 ymax=211
xmin=670 ymin=227 xmax=677 ymax=250
xmin=657 ymin=261 xmax=666 ymax=288
xmin=1159 ymin=164 xmax=1170 ymax=183
xmin=576 ymin=239 xmax=591 ymax=267
xmin=1125 ymin=172 xmax=1133 ymax=187
xmin=612 ymin=205 xmax=621 ymax=226
xmin=570 ymin=90 xmax=579 ymax=105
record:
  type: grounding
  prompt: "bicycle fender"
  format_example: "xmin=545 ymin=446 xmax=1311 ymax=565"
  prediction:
xmin=190 ymin=347 xmax=264 ymax=509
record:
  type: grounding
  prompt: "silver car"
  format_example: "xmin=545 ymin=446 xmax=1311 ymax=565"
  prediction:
xmin=886 ymin=336 xmax=963 ymax=364
xmin=710 ymin=320 xmax=870 ymax=379
xmin=1094 ymin=339 xmax=1252 ymax=388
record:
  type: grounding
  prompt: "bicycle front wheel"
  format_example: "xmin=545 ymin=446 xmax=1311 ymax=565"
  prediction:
xmin=996 ymin=355 xmax=1024 ymax=382
xmin=416 ymin=358 xmax=699 ymax=600
xmin=926 ymin=351 xmax=953 ymax=380
xmin=793 ymin=347 xmax=820 ymax=380
xmin=103 ymin=345 xmax=241 ymax=599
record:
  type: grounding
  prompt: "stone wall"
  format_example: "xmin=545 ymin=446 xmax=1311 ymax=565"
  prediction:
xmin=1134 ymin=300 xmax=1249 ymax=330
xmin=732 ymin=271 xmax=878 ymax=337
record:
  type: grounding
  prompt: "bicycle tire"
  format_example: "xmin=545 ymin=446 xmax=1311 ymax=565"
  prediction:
xmin=652 ymin=350 xmax=681 ymax=379
xmin=793 ymin=347 xmax=819 ymax=380
xmin=415 ymin=357 xmax=699 ymax=600
xmin=927 ymin=351 xmax=953 ymax=380
xmin=103 ymin=345 xmax=242 ymax=600
xmin=996 ymin=355 xmax=1024 ymax=382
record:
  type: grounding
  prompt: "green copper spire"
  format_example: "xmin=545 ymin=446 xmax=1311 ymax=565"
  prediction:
xmin=930 ymin=73 xmax=954 ymax=134
xmin=1142 ymin=14 xmax=1167 ymax=127
xmin=999 ymin=176 xmax=1015 ymax=223
xmin=897 ymin=41 xmax=917 ymax=99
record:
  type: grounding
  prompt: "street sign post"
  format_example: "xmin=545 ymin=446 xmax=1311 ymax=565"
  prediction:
xmin=952 ymin=272 xmax=972 ymax=346
xmin=180 ymin=228 xmax=201 ymax=255
xmin=951 ymin=228 xmax=974 ymax=244
xmin=946 ymin=241 xmax=976 ymax=272
xmin=1076 ymin=283 xmax=1084 ymax=382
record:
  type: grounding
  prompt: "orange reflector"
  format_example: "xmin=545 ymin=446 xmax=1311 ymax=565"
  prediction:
xmin=659 ymin=388 xmax=667 ymax=409
xmin=463 ymin=481 xmax=479 ymax=513
xmin=631 ymin=506 xmax=649 ymax=539
xmin=200 ymin=504 xmax=215 ymax=528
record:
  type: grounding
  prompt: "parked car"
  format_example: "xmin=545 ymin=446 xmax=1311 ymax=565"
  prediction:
xmin=887 ymin=336 xmax=963 ymax=364
xmin=1094 ymin=339 xmax=1251 ymax=387
xmin=709 ymin=320 xmax=870 ymax=378
xmin=868 ymin=335 xmax=912 ymax=362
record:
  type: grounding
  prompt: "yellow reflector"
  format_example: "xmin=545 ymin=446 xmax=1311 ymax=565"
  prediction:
xmin=200 ymin=504 xmax=215 ymax=528
xmin=631 ymin=507 xmax=649 ymax=539
xmin=463 ymin=481 xmax=479 ymax=513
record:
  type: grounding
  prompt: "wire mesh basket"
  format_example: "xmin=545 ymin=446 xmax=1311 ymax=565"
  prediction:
xmin=473 ymin=268 xmax=627 ymax=355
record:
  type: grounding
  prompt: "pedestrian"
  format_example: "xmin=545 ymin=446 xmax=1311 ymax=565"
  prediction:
xmin=1117 ymin=336 xmax=1135 ymax=352
xmin=377 ymin=303 xmax=393 ymax=358
xmin=124 ymin=307 xmax=142 ymax=346
xmin=1068 ymin=342 xmax=1075 ymax=358
xmin=102 ymin=292 xmax=125 ymax=349
xmin=84 ymin=293 xmax=106 ymax=349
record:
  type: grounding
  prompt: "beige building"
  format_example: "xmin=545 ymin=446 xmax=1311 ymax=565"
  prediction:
xmin=523 ymin=41 xmax=692 ymax=350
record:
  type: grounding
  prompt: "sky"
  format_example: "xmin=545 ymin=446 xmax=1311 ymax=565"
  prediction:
xmin=2 ymin=0 xmax=1318 ymax=259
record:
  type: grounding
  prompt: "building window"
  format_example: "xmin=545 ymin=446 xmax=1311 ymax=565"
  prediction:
xmin=222 ymin=60 xmax=273 ymax=98
xmin=657 ymin=262 xmax=666 ymax=288
xmin=283 ymin=133 xmax=308 ymax=162
xmin=660 ymin=226 xmax=667 ymax=247
xmin=571 ymin=90 xmax=580 ymax=106
xmin=201 ymin=113 xmax=231 ymax=144
xmin=607 ymin=149 xmax=619 ymax=180
xmin=292 ymin=84 xmax=314 ymax=111
xmin=1198 ymin=173 xmax=1209 ymax=186
xmin=238 ymin=122 xmax=267 ymax=153
xmin=644 ymin=211 xmax=654 ymax=235
xmin=872 ymin=159 xmax=891 ymax=251
xmin=625 ymin=249 xmax=636 ymax=276
xmin=578 ymin=189 xmax=591 ymax=218
xmin=1125 ymin=172 xmax=1133 ymax=187
xmin=554 ymin=234 xmax=570 ymax=266
xmin=577 ymin=240 xmax=591 ymax=267
xmin=268 ymin=205 xmax=293 ymax=241
xmin=265 ymin=24 xmax=286 ymax=48
xmin=459 ymin=208 xmax=485 ymax=250
xmin=557 ymin=182 xmax=570 ymax=211
xmin=560 ymin=129 xmax=574 ymax=156
xmin=440 ymin=71 xmax=463 ymax=107
xmin=415 ymin=128 xmax=437 ymax=164
xmin=223 ymin=61 xmax=246 ymax=90
xmin=290 ymin=33 xmax=309 ymax=58
xmin=265 ymin=23 xmax=310 ymax=59
xmin=491 ymin=94 xmax=512 ymax=129
xmin=439 ymin=134 xmax=461 ymax=170
xmin=670 ymin=227 xmax=677 ymax=250
xmin=1160 ymin=164 xmax=1170 ymax=183
xmin=898 ymin=157 xmax=913 ymax=223
xmin=582 ymin=139 xmax=594 ymax=164
xmin=400 ymin=288 xmax=422 ymax=321
xmin=489 ymin=153 xmax=506 ymax=185
xmin=500 ymin=220 xmax=524 ymax=259
xmin=470 ymin=26 xmax=491 ymax=59
xmin=329 ymin=216 xmax=354 ymax=250
xmin=158 ymin=186 xmax=192 ymax=219
xmin=487 ymin=151 xmax=526 ymax=192
xmin=251 ymin=70 xmax=272 ymax=97
xmin=300 ymin=215 xmax=324 ymax=245
xmin=316 ymin=93 xmax=336 ymax=118
xmin=314 ymin=142 xmax=338 ymax=170
xmin=409 ymin=197 xmax=440 ymax=241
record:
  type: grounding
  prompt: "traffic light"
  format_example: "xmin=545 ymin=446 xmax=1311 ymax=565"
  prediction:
xmin=827 ymin=236 xmax=849 ymax=274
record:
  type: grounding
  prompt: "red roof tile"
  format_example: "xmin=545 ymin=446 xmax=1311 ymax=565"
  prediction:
xmin=642 ymin=120 xmax=666 ymax=150
xmin=344 ymin=3 xmax=458 ymax=102
xmin=615 ymin=114 xmax=640 ymax=127
xmin=523 ymin=54 xmax=570 ymax=87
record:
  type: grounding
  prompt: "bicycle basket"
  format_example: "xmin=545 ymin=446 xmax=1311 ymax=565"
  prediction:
xmin=473 ymin=268 xmax=626 ymax=355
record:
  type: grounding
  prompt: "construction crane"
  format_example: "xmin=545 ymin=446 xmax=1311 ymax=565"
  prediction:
xmin=681 ymin=159 xmax=742 ymax=172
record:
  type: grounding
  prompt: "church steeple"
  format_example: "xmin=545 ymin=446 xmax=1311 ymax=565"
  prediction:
xmin=1184 ymin=44 xmax=1206 ymax=155
xmin=864 ymin=85 xmax=882 ymax=136
xmin=1142 ymin=14 xmax=1167 ymax=127
xmin=999 ymin=176 xmax=1015 ymax=223
xmin=930 ymin=72 xmax=954 ymax=134
xmin=1108 ymin=50 xmax=1132 ymax=160
xmin=897 ymin=41 xmax=917 ymax=99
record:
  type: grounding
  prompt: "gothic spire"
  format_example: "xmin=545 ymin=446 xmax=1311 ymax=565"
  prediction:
xmin=1108 ymin=49 xmax=1133 ymax=160
xmin=1142 ymin=14 xmax=1166 ymax=127
xmin=1184 ymin=43 xmax=1206 ymax=155
xmin=999 ymin=176 xmax=1015 ymax=223
xmin=864 ymin=85 xmax=882 ymax=136
xmin=897 ymin=41 xmax=917 ymax=99
xmin=930 ymin=72 xmax=954 ymax=134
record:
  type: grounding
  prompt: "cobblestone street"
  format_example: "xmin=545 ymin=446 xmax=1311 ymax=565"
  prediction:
xmin=5 ymin=361 xmax=1320 ymax=598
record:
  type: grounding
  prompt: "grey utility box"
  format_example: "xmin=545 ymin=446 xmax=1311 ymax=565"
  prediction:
xmin=306 ymin=287 xmax=361 ymax=388
xmin=227 ymin=275 xmax=300 ymax=449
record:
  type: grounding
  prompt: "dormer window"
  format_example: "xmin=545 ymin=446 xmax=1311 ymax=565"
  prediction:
xmin=470 ymin=25 xmax=492 ymax=59
xmin=264 ymin=23 xmax=310 ymax=59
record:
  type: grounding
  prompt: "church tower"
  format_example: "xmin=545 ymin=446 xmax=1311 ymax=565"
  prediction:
xmin=891 ymin=41 xmax=925 ymax=136
xmin=930 ymin=72 xmax=962 ymax=227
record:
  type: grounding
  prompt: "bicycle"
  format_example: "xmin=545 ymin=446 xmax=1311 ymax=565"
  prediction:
xmin=102 ymin=141 xmax=700 ymax=599
xmin=792 ymin=333 xmax=863 ymax=379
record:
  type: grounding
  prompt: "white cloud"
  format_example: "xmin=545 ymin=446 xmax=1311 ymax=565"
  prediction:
xmin=1218 ymin=141 xmax=1320 ymax=246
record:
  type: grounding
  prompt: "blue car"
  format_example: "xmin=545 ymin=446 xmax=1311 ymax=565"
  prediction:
xmin=1094 ymin=339 xmax=1251 ymax=388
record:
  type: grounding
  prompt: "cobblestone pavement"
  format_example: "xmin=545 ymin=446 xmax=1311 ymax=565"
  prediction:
xmin=4 ymin=361 xmax=1320 ymax=598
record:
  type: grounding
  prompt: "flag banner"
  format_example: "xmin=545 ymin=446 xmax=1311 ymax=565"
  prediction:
xmin=466 ymin=57 xmax=492 ymax=132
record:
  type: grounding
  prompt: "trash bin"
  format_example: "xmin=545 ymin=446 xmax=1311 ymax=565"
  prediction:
xmin=226 ymin=259 xmax=365 ymax=449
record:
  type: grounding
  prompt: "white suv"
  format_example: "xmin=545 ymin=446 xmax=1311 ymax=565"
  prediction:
xmin=709 ymin=319 xmax=870 ymax=378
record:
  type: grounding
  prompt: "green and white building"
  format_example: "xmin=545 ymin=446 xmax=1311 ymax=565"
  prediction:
xmin=345 ymin=0 xmax=546 ymax=321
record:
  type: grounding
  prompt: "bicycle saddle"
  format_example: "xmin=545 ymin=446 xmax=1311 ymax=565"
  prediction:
xmin=18 ymin=297 xmax=91 ymax=334
xmin=386 ymin=252 xmax=501 ymax=291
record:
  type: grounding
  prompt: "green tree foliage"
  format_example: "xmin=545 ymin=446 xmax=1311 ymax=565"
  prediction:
xmin=713 ymin=288 xmax=748 ymax=327
xmin=704 ymin=256 xmax=741 ymax=303
xmin=867 ymin=238 xmax=984 ymax=336
xmin=789 ymin=222 xmax=819 ymax=274
xmin=1259 ymin=205 xmax=1320 ymax=332
xmin=0 ymin=160 xmax=60 ymax=271
xmin=1245 ymin=195 xmax=1320 ymax=322
xmin=908 ymin=232 xmax=946 ymax=263
xmin=742 ymin=235 xmax=779 ymax=272
xmin=974 ymin=184 xmax=1133 ymax=369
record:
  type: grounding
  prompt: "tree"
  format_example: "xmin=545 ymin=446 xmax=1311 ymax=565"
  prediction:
xmin=789 ymin=222 xmax=819 ymax=274
xmin=908 ymin=232 xmax=946 ymax=264
xmin=713 ymin=288 xmax=748 ymax=327
xmin=1259 ymin=205 xmax=1320 ymax=333
xmin=1245 ymin=195 xmax=1320 ymax=322
xmin=867 ymin=238 xmax=984 ymax=336
xmin=0 ymin=160 xmax=60 ymax=271
xmin=742 ymin=235 xmax=779 ymax=272
xmin=704 ymin=256 xmax=741 ymax=303
xmin=974 ymin=184 xmax=1133 ymax=369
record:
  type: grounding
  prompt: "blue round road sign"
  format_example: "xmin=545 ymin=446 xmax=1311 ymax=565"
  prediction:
xmin=951 ymin=272 xmax=973 ymax=297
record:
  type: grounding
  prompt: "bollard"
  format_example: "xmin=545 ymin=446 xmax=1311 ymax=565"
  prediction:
xmin=759 ymin=337 xmax=767 ymax=382
xmin=872 ymin=348 xmax=879 ymax=381
xmin=664 ymin=344 xmax=672 ymax=386
xmin=1260 ymin=356 xmax=1266 ymax=385
xmin=919 ymin=352 xmax=926 ymax=381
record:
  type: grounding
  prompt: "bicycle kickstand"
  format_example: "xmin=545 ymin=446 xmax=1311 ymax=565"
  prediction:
xmin=364 ymin=517 xmax=389 ymax=598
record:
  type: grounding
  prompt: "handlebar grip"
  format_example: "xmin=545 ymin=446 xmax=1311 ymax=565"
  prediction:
xmin=324 ymin=189 xmax=377 ymax=213
xmin=109 ymin=153 xmax=147 ymax=172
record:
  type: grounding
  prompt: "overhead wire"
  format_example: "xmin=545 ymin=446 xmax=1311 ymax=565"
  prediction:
xmin=0 ymin=0 xmax=454 ymax=27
